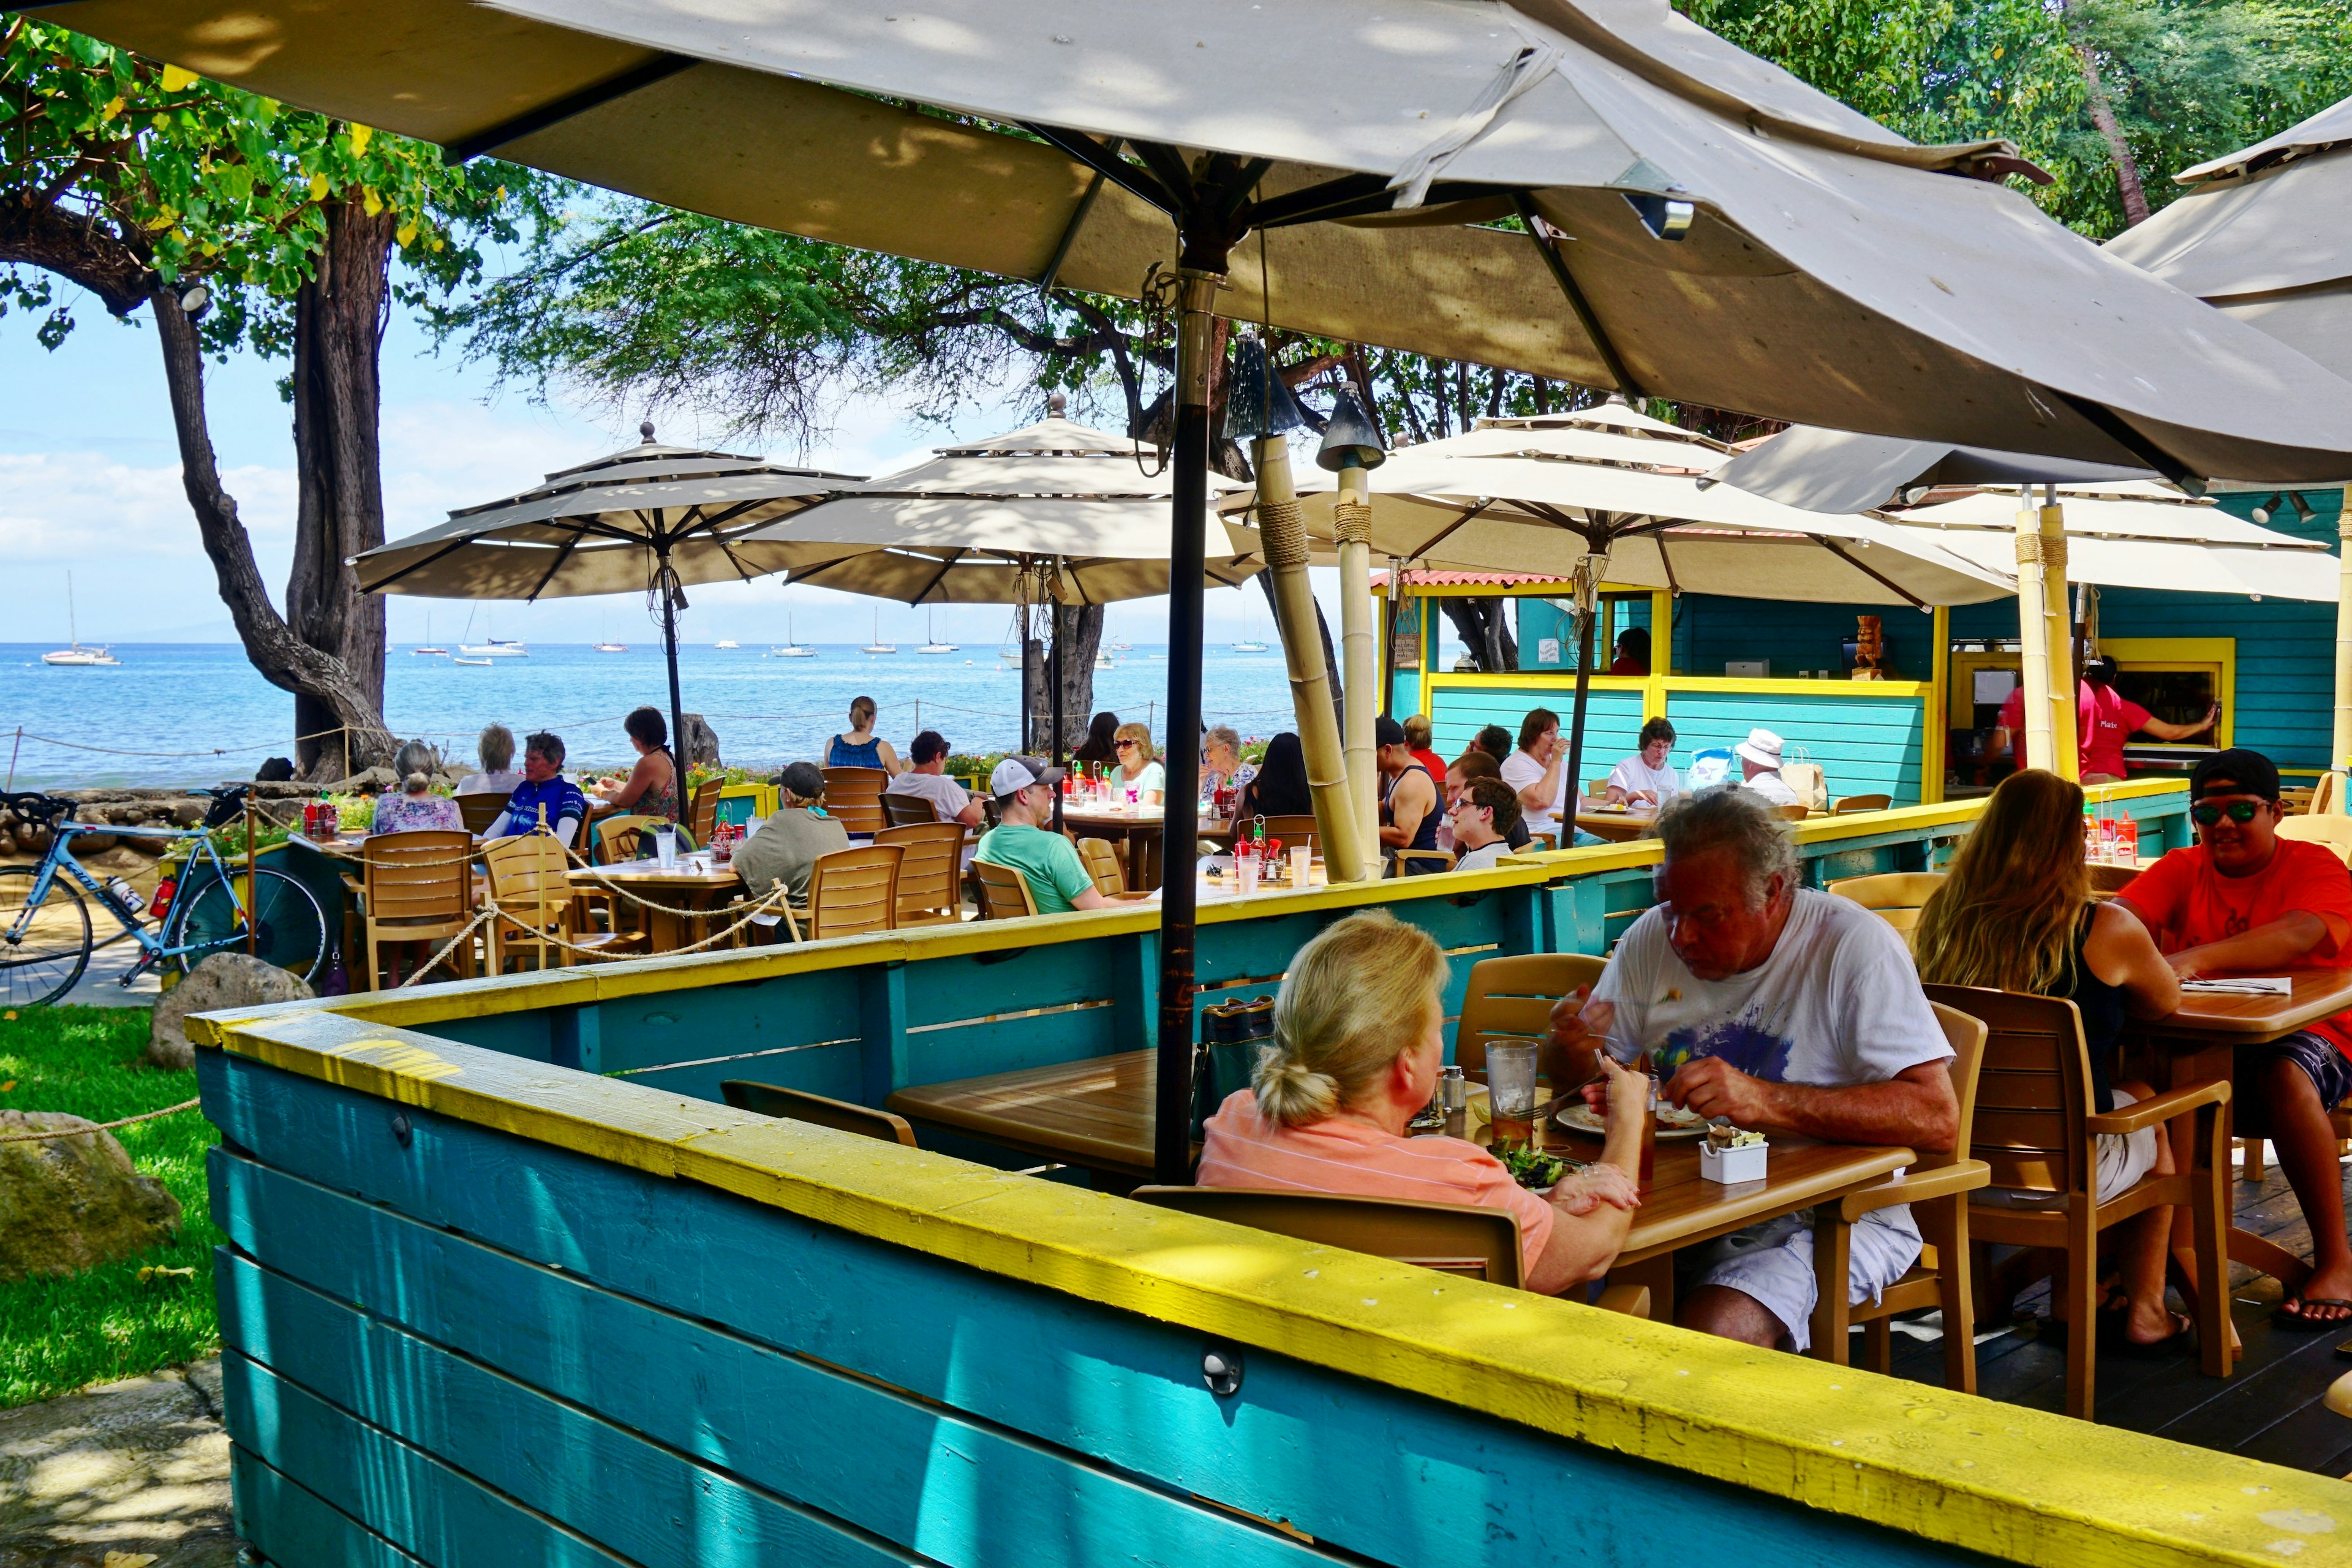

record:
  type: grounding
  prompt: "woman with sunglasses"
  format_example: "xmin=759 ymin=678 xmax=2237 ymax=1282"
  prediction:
xmin=1110 ymin=722 xmax=1164 ymax=805
xmin=2114 ymin=748 xmax=2352 ymax=1330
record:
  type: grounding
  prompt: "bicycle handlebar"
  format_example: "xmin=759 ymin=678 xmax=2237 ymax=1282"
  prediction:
xmin=1 ymin=792 xmax=73 ymax=824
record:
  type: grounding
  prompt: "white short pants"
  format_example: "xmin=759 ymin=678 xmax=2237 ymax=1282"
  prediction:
xmin=1976 ymin=1085 xmax=2160 ymax=1210
xmin=1676 ymin=1208 xmax=1922 ymax=1352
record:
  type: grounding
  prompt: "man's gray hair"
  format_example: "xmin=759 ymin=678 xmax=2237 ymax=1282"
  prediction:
xmin=1649 ymin=785 xmax=1798 ymax=905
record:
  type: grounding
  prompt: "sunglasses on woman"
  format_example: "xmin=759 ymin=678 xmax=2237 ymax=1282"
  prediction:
xmin=2191 ymin=800 xmax=2263 ymax=826
xmin=1115 ymin=739 xmax=1137 ymax=750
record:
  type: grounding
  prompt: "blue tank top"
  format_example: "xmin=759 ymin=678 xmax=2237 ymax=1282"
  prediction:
xmin=827 ymin=734 xmax=883 ymax=769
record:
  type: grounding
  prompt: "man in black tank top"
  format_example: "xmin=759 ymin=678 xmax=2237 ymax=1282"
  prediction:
xmin=1374 ymin=716 xmax=1441 ymax=873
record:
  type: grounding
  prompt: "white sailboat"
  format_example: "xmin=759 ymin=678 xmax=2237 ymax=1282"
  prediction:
xmin=715 ymin=639 xmax=741 ymax=649
xmin=1094 ymin=649 xmax=1117 ymax=671
xmin=918 ymin=609 xmax=957 ymax=655
xmin=42 ymin=573 xmax=119 ymax=666
xmin=458 ymin=612 xmax=528 ymax=657
xmin=413 ymin=611 xmax=447 ymax=655
xmin=861 ymin=608 xmax=897 ymax=655
xmin=768 ymin=613 xmax=817 ymax=657
xmin=1229 ymin=601 xmax=1268 ymax=654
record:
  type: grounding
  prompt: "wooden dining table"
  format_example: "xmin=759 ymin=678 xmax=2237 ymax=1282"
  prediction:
xmin=1059 ymin=804 xmax=1236 ymax=892
xmin=1571 ymin=805 xmax=1658 ymax=843
xmin=2132 ymin=967 xmax=2352 ymax=1294
xmin=569 ymin=856 xmax=748 ymax=953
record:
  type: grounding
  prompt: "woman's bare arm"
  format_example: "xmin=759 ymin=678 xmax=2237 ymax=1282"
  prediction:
xmin=2083 ymin=899 xmax=2181 ymax=1020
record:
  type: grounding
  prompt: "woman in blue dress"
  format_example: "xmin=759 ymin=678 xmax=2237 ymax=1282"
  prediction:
xmin=826 ymin=696 xmax=902 ymax=774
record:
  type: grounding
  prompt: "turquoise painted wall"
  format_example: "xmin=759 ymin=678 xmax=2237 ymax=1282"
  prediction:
xmin=1428 ymin=684 xmax=1649 ymax=785
xmin=1665 ymin=688 xmax=1926 ymax=804
xmin=1672 ymin=595 xmax=1935 ymax=680
xmin=1516 ymin=594 xmax=1653 ymax=673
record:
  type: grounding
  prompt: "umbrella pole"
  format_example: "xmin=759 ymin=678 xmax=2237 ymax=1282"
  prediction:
xmin=2040 ymin=492 xmax=2079 ymax=781
xmin=2012 ymin=501 xmax=2056 ymax=775
xmin=1335 ymin=474 xmax=1379 ymax=850
xmin=1153 ymin=265 xmax=1221 ymax=1186
xmin=661 ymin=560 xmax=687 ymax=823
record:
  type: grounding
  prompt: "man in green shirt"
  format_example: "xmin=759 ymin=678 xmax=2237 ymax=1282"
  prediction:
xmin=975 ymin=756 xmax=1110 ymax=916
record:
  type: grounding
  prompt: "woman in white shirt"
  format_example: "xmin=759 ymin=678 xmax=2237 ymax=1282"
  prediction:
xmin=1497 ymin=707 xmax=1565 ymax=843
xmin=1112 ymin=722 xmax=1165 ymax=804
xmin=1605 ymin=718 xmax=1680 ymax=807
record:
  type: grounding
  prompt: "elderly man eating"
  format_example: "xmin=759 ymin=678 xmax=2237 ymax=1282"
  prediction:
xmin=1548 ymin=786 xmax=1957 ymax=1351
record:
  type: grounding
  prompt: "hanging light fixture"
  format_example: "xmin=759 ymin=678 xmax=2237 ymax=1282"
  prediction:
xmin=2252 ymin=492 xmax=2285 ymax=523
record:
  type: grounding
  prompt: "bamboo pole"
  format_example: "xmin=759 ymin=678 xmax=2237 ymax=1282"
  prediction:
xmin=1253 ymin=432 xmax=1370 ymax=882
xmin=2013 ymin=502 xmax=2056 ymax=774
xmin=2335 ymin=499 xmax=2352 ymax=803
xmin=1335 ymin=466 xmax=1379 ymax=849
xmin=2040 ymin=497 xmax=2079 ymax=781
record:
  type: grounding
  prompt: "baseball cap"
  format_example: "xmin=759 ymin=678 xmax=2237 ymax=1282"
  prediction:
xmin=1373 ymin=715 xmax=1406 ymax=748
xmin=778 ymin=761 xmax=826 ymax=799
xmin=2189 ymin=748 xmax=2280 ymax=802
xmin=988 ymin=755 xmax=1068 ymax=798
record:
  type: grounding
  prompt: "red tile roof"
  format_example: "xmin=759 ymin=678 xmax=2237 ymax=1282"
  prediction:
xmin=1371 ymin=569 xmax=1572 ymax=588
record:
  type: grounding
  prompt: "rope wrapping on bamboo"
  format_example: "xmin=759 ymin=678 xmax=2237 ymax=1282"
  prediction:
xmin=1332 ymin=499 xmax=1374 ymax=548
xmin=0 ymin=1099 xmax=202 ymax=1142
xmin=1257 ymin=497 xmax=1311 ymax=570
xmin=2014 ymin=532 xmax=2068 ymax=575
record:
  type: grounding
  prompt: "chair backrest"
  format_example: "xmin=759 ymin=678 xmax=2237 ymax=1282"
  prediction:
xmin=2279 ymin=813 xmax=2352 ymax=865
xmin=2085 ymin=862 xmax=2141 ymax=894
xmin=1256 ymin=815 xmax=1321 ymax=858
xmin=592 ymin=813 xmax=696 ymax=864
xmin=1825 ymin=871 xmax=1945 ymax=936
xmin=874 ymin=822 xmax=965 ymax=921
xmin=720 ymin=1079 xmax=918 ymax=1147
xmin=483 ymin=833 xmax=571 ymax=929
xmin=973 ymin=857 xmax=1039 ymax=920
xmin=1920 ymin=998 xmax=1990 ymax=1175
xmin=1455 ymin=952 xmax=1606 ymax=1078
xmin=2313 ymin=771 xmax=2343 ymax=817
xmin=1129 ymin=1186 xmax=1523 ymax=1288
xmin=1832 ymin=793 xmax=1893 ymax=814
xmin=1923 ymin=984 xmax=2090 ymax=1196
xmin=1385 ymin=848 xmax=1457 ymax=878
xmin=1074 ymin=835 xmax=1125 ymax=895
xmin=881 ymin=789 xmax=940 ymax=827
xmin=453 ymin=791 xmax=511 ymax=835
xmin=1770 ymin=802 xmax=1811 ymax=822
xmin=805 ymin=843 xmax=902 ymax=940
xmin=363 ymin=831 xmax=472 ymax=925
xmin=689 ymin=777 xmax=724 ymax=842
xmin=823 ymin=767 xmax=889 ymax=834
xmin=1585 ymin=778 xmax=1609 ymax=798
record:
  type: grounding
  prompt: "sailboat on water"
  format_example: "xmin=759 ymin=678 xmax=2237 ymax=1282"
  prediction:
xmin=41 ymin=572 xmax=119 ymax=666
xmin=918 ymin=609 xmax=957 ymax=655
xmin=862 ymin=608 xmax=897 ymax=655
xmin=1229 ymin=600 xmax=1268 ymax=654
xmin=458 ymin=609 xmax=527 ymax=657
xmin=593 ymin=611 xmax=627 ymax=653
xmin=768 ymin=612 xmax=817 ymax=658
xmin=413 ymin=611 xmax=447 ymax=656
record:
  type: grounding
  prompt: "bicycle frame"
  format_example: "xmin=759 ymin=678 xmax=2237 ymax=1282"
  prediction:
xmin=9 ymin=818 xmax=256 ymax=977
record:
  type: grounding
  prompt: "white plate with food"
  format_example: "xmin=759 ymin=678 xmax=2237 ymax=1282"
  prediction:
xmin=1552 ymin=1100 xmax=1711 ymax=1139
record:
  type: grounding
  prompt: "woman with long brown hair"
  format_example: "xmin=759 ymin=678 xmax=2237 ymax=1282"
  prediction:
xmin=1913 ymin=769 xmax=2190 ymax=1352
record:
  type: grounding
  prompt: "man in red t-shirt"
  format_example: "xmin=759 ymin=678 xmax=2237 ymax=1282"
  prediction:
xmin=2116 ymin=748 xmax=2352 ymax=1327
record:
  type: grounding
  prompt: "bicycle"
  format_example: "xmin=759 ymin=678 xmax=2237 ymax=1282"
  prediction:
xmin=0 ymin=787 xmax=330 ymax=1007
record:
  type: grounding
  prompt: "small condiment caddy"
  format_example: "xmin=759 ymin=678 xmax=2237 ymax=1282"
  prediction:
xmin=1698 ymin=1123 xmax=1768 ymax=1183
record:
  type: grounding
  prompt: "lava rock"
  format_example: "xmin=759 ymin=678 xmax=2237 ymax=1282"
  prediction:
xmin=0 ymin=1112 xmax=183 ymax=1282
xmin=146 ymin=952 xmax=316 ymax=1072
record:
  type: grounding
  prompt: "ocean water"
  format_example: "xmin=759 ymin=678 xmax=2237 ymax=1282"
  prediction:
xmin=0 ymin=641 xmax=1306 ymax=789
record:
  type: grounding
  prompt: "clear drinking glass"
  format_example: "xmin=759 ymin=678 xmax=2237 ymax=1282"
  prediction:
xmin=1486 ymin=1041 xmax=1539 ymax=1149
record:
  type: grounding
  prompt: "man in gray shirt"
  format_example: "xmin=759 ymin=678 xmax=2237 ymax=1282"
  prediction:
xmin=735 ymin=761 xmax=850 ymax=905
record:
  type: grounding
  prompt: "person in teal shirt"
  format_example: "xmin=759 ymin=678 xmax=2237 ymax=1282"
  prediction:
xmin=976 ymin=756 xmax=1109 ymax=916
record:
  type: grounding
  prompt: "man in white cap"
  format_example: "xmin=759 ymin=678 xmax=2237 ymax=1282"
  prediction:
xmin=1736 ymin=728 xmax=1801 ymax=807
xmin=974 ymin=756 xmax=1110 ymax=915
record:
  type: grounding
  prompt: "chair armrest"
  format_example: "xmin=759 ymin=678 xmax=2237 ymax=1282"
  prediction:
xmin=1839 ymin=1159 xmax=1990 ymax=1223
xmin=2084 ymin=1078 xmax=2231 ymax=1136
xmin=1593 ymin=1283 xmax=1651 ymax=1319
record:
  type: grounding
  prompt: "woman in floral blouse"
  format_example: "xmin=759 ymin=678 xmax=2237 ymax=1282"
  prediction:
xmin=370 ymin=741 xmax=465 ymax=835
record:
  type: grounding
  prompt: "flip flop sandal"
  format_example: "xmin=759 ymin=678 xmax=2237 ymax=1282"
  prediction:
xmin=2273 ymin=1297 xmax=2352 ymax=1331
xmin=2101 ymin=1306 xmax=2195 ymax=1359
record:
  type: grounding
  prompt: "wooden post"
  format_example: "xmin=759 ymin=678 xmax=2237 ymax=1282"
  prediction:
xmin=2013 ymin=503 xmax=2056 ymax=774
xmin=1335 ymin=467 xmax=1379 ymax=851
xmin=2040 ymin=498 xmax=2079 ymax=781
xmin=244 ymin=795 xmax=258 ymax=957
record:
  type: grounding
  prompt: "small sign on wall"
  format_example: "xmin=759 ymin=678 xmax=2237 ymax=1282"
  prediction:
xmin=1392 ymin=634 xmax=1422 ymax=668
xmin=1538 ymin=638 xmax=1563 ymax=666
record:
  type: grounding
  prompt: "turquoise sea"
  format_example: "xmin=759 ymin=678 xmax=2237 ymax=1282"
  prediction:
xmin=0 ymin=641 xmax=1308 ymax=790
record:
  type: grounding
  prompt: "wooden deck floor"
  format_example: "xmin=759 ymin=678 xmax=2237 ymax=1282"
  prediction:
xmin=1883 ymin=1157 xmax=2352 ymax=1471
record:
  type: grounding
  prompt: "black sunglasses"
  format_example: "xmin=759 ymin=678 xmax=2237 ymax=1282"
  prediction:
xmin=1115 ymin=739 xmax=1137 ymax=748
xmin=2191 ymin=800 xmax=2263 ymax=826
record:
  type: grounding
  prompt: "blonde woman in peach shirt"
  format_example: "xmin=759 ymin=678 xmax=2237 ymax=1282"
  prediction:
xmin=1199 ymin=910 xmax=1648 ymax=1294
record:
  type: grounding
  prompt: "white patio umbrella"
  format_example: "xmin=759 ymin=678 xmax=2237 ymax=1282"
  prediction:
xmin=84 ymin=0 xmax=2352 ymax=1180
xmin=353 ymin=429 xmax=860 ymax=811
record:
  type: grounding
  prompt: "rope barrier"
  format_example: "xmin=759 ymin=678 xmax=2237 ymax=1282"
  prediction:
xmin=0 ymin=1099 xmax=203 ymax=1142
xmin=394 ymin=881 xmax=794 ymax=984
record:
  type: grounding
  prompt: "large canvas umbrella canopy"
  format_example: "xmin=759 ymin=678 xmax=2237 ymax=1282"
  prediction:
xmin=742 ymin=411 xmax=1260 ymax=812
xmin=1228 ymin=403 xmax=2011 ymax=807
xmin=353 ymin=431 xmax=860 ymax=813
xmin=1698 ymin=424 xmax=2157 ymax=517
xmin=78 ymin=0 xmax=2352 ymax=1180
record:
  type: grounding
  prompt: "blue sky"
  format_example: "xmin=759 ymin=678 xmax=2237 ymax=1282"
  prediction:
xmin=2 ymin=280 xmax=1335 ymax=648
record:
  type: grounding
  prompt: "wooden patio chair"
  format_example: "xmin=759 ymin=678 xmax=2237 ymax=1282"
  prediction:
xmin=2278 ymin=813 xmax=2352 ymax=865
xmin=1928 ymin=984 xmax=2231 ymax=1421
xmin=973 ymin=858 xmax=1039 ymax=920
xmin=1807 ymin=1000 xmax=1991 ymax=1393
xmin=453 ymin=791 xmax=511 ymax=835
xmin=2312 ymin=771 xmax=2343 ymax=816
xmin=1455 ymin=952 xmax=1606 ymax=1080
xmin=875 ymin=822 xmax=965 ymax=926
xmin=688 ymin=777 xmax=724 ymax=843
xmin=482 ymin=834 xmax=645 ymax=973
xmin=1385 ymin=848 xmax=1457 ymax=877
xmin=721 ymin=1079 xmax=919 ymax=1147
xmin=1770 ymin=802 xmax=1811 ymax=822
xmin=1831 ymin=794 xmax=1893 ymax=814
xmin=590 ymin=813 xmax=698 ymax=865
xmin=1825 ymin=871 xmax=1945 ymax=938
xmin=822 ymin=767 xmax=889 ymax=835
xmin=358 ymin=829 xmax=475 ymax=990
xmin=782 ymin=843 xmax=902 ymax=942
xmin=1255 ymin=815 xmax=1321 ymax=860
xmin=1128 ymin=1187 xmax=1649 ymax=1314
xmin=1074 ymin=835 xmax=1126 ymax=897
xmin=881 ymin=789 xmax=941 ymax=827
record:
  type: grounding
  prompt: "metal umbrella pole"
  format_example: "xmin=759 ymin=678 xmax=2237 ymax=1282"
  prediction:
xmin=656 ymin=547 xmax=688 ymax=823
xmin=1561 ymin=552 xmax=1605 ymax=839
xmin=1046 ymin=562 xmax=1066 ymax=832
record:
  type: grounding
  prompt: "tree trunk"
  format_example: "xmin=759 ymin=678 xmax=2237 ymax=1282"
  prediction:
xmin=1439 ymin=596 xmax=1517 ymax=672
xmin=153 ymin=292 xmax=396 ymax=775
xmin=2060 ymin=4 xmax=2150 ymax=226
xmin=1024 ymin=604 xmax=1105 ymax=753
xmin=286 ymin=194 xmax=397 ymax=776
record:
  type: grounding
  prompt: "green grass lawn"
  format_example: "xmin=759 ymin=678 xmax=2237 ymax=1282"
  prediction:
xmin=0 ymin=1005 xmax=219 ymax=1408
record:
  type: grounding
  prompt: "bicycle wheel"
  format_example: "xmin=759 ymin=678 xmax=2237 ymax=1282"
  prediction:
xmin=165 ymin=866 xmax=328 ymax=982
xmin=0 ymin=865 xmax=94 ymax=1007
